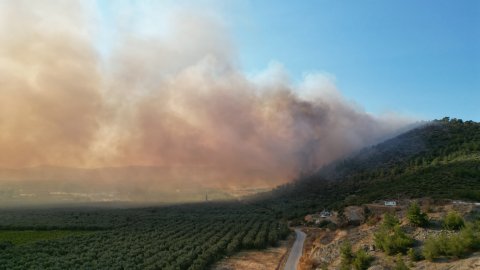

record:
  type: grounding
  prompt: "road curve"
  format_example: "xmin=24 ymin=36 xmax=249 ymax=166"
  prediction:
xmin=283 ymin=228 xmax=306 ymax=270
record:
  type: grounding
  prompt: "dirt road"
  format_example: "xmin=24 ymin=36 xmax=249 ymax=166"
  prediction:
xmin=283 ymin=229 xmax=306 ymax=270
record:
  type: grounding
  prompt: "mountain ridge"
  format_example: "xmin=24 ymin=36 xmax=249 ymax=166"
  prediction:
xmin=254 ymin=117 xmax=480 ymax=218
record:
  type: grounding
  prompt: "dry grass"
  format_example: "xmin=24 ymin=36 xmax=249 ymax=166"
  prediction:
xmin=211 ymin=238 xmax=292 ymax=270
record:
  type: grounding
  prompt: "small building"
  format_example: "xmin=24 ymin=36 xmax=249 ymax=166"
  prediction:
xmin=320 ymin=209 xmax=331 ymax=218
xmin=305 ymin=210 xmax=333 ymax=224
xmin=384 ymin=200 xmax=397 ymax=207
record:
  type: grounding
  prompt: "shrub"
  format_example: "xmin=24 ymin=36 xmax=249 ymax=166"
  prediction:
xmin=340 ymin=242 xmax=373 ymax=270
xmin=382 ymin=213 xmax=400 ymax=230
xmin=459 ymin=222 xmax=480 ymax=249
xmin=394 ymin=254 xmax=409 ymax=270
xmin=375 ymin=225 xmax=414 ymax=255
xmin=407 ymin=202 xmax=429 ymax=227
xmin=407 ymin=248 xmax=421 ymax=262
xmin=446 ymin=234 xmax=468 ymax=258
xmin=443 ymin=211 xmax=465 ymax=230
xmin=422 ymin=228 xmax=477 ymax=261
xmin=352 ymin=249 xmax=373 ymax=270
xmin=340 ymin=241 xmax=354 ymax=269
xmin=422 ymin=234 xmax=441 ymax=261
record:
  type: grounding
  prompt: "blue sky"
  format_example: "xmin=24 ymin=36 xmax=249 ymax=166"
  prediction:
xmin=98 ymin=0 xmax=480 ymax=121
xmin=231 ymin=1 xmax=480 ymax=121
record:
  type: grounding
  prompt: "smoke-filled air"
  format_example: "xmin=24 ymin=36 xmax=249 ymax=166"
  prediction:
xmin=0 ymin=1 xmax=411 ymax=203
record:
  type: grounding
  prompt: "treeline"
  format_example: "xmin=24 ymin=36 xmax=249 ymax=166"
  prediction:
xmin=0 ymin=203 xmax=290 ymax=269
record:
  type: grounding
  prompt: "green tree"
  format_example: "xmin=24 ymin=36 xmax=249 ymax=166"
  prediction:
xmin=340 ymin=241 xmax=354 ymax=270
xmin=459 ymin=222 xmax=480 ymax=249
xmin=443 ymin=211 xmax=464 ymax=230
xmin=352 ymin=249 xmax=373 ymax=270
xmin=339 ymin=242 xmax=373 ymax=270
xmin=407 ymin=202 xmax=428 ymax=227
xmin=422 ymin=236 xmax=439 ymax=261
xmin=382 ymin=213 xmax=400 ymax=230
xmin=375 ymin=225 xmax=414 ymax=255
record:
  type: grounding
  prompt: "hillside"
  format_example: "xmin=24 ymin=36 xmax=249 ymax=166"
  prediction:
xmin=255 ymin=118 xmax=480 ymax=218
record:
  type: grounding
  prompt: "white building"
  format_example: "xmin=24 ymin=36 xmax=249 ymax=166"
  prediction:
xmin=384 ymin=201 xmax=397 ymax=207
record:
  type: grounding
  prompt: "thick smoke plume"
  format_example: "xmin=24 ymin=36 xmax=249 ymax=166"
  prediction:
xmin=0 ymin=1 xmax=410 ymax=197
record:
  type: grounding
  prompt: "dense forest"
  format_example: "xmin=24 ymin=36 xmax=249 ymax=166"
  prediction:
xmin=0 ymin=203 xmax=289 ymax=270
xmin=255 ymin=118 xmax=480 ymax=218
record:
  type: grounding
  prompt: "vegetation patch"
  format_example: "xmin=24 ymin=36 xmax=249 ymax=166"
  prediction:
xmin=443 ymin=211 xmax=465 ymax=230
xmin=0 ymin=230 xmax=94 ymax=246
xmin=339 ymin=241 xmax=373 ymax=270
xmin=407 ymin=202 xmax=429 ymax=227
xmin=259 ymin=119 xmax=480 ymax=218
xmin=374 ymin=213 xmax=414 ymax=255
xmin=0 ymin=203 xmax=290 ymax=269
xmin=422 ymin=222 xmax=480 ymax=260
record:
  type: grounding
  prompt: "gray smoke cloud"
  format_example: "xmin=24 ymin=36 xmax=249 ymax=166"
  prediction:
xmin=0 ymin=0 xmax=411 ymax=198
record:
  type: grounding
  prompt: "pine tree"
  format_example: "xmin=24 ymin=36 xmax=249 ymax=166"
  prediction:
xmin=407 ymin=202 xmax=428 ymax=227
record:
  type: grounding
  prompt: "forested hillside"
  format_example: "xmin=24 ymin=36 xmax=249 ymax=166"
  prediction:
xmin=256 ymin=118 xmax=480 ymax=218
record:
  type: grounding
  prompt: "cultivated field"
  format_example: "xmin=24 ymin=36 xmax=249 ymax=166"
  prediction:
xmin=0 ymin=202 xmax=289 ymax=270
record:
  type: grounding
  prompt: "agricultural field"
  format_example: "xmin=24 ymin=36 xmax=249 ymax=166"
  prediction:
xmin=0 ymin=230 xmax=93 ymax=245
xmin=0 ymin=202 xmax=290 ymax=270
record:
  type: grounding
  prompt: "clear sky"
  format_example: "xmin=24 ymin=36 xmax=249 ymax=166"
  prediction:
xmin=96 ymin=0 xmax=479 ymax=121
xmin=229 ymin=1 xmax=480 ymax=121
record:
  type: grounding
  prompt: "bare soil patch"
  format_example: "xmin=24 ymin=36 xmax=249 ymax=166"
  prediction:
xmin=211 ymin=238 xmax=292 ymax=270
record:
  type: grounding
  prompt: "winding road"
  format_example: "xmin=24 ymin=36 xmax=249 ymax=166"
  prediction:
xmin=283 ymin=228 xmax=306 ymax=270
